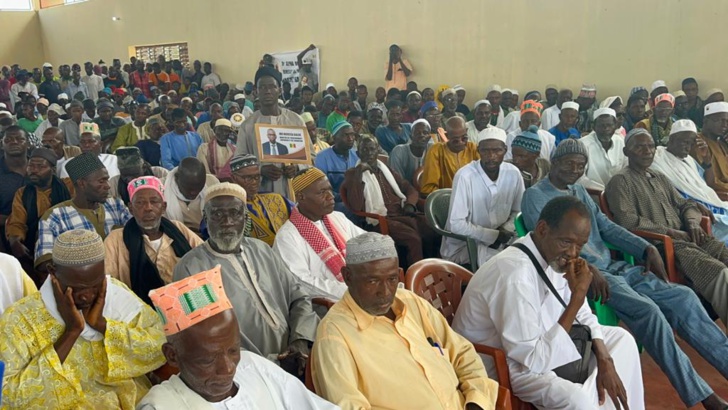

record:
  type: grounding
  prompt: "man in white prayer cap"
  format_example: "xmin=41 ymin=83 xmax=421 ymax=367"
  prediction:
xmin=579 ymin=107 xmax=627 ymax=190
xmin=442 ymin=126 xmax=524 ymax=266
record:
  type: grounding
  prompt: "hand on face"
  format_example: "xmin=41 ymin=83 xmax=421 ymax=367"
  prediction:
xmin=563 ymin=258 xmax=592 ymax=297
xmin=83 ymin=276 xmax=107 ymax=333
xmin=51 ymin=274 xmax=86 ymax=334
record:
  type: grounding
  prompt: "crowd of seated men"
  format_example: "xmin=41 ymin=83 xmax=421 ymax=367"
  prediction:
xmin=2 ymin=46 xmax=728 ymax=409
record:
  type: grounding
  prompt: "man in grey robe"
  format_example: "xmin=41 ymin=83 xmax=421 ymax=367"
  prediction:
xmin=173 ymin=182 xmax=318 ymax=377
xmin=236 ymin=66 xmax=315 ymax=199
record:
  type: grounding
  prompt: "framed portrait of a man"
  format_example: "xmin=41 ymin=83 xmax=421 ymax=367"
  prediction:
xmin=254 ymin=124 xmax=312 ymax=164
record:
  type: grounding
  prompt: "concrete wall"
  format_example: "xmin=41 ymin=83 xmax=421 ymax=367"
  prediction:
xmin=18 ymin=0 xmax=728 ymax=104
xmin=0 ymin=10 xmax=44 ymax=68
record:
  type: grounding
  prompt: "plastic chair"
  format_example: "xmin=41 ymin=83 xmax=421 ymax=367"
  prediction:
xmin=424 ymin=189 xmax=479 ymax=271
xmin=340 ymin=185 xmax=390 ymax=235
xmin=405 ymin=258 xmax=518 ymax=410
xmin=599 ymin=191 xmax=712 ymax=284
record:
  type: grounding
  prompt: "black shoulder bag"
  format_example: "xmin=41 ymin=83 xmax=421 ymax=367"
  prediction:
xmin=512 ymin=243 xmax=592 ymax=384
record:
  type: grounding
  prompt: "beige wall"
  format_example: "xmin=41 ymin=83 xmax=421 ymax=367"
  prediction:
xmin=25 ymin=0 xmax=728 ymax=105
xmin=0 ymin=10 xmax=43 ymax=68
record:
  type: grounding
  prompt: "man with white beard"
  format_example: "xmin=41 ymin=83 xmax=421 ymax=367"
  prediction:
xmin=173 ymin=182 xmax=319 ymax=376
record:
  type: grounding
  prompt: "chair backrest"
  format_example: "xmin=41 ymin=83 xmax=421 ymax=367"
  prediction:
xmin=424 ymin=188 xmax=452 ymax=236
xmin=405 ymin=258 xmax=473 ymax=324
xmin=514 ymin=213 xmax=527 ymax=237
xmin=599 ymin=191 xmax=614 ymax=219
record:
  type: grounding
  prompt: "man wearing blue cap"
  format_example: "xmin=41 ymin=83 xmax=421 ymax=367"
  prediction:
xmin=509 ymin=125 xmax=550 ymax=188
xmin=315 ymin=120 xmax=359 ymax=213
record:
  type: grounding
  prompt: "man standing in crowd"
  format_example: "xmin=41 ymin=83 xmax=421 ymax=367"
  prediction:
xmin=236 ymin=66 xmax=310 ymax=199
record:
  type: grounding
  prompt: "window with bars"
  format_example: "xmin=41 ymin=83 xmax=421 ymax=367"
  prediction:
xmin=132 ymin=42 xmax=189 ymax=66
xmin=0 ymin=0 xmax=32 ymax=10
xmin=39 ymin=0 xmax=87 ymax=8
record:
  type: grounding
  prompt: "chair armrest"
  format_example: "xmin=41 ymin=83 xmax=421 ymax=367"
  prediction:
xmin=473 ymin=343 xmax=511 ymax=393
xmin=496 ymin=386 xmax=513 ymax=410
xmin=312 ymin=298 xmax=336 ymax=310
xmin=701 ymin=216 xmax=713 ymax=236
xmin=631 ymin=230 xmax=680 ymax=283
xmin=352 ymin=211 xmax=390 ymax=235
xmin=603 ymin=241 xmax=635 ymax=265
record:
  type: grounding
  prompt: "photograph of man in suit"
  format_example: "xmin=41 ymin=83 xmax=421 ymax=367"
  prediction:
xmin=262 ymin=128 xmax=289 ymax=155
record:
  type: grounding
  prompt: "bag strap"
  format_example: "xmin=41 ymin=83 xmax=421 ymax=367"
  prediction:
xmin=512 ymin=243 xmax=568 ymax=309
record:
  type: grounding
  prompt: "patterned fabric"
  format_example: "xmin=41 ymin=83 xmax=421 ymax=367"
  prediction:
xmin=550 ymin=138 xmax=588 ymax=161
xmin=605 ymin=167 xmax=728 ymax=291
xmin=52 ymin=229 xmax=105 ymax=266
xmin=520 ymin=100 xmax=543 ymax=117
xmin=287 ymin=208 xmax=347 ymax=281
xmin=65 ymin=152 xmax=105 ymax=183
xmin=34 ymin=198 xmax=132 ymax=267
xmin=654 ymin=93 xmax=675 ymax=107
xmin=247 ymin=193 xmax=293 ymax=246
xmin=202 ymin=182 xmax=247 ymax=209
xmin=330 ymin=120 xmax=352 ymax=136
xmin=230 ymin=153 xmax=259 ymax=172
xmin=292 ymin=167 xmax=326 ymax=193
xmin=0 ymin=282 xmax=166 ymax=409
xmin=80 ymin=122 xmax=100 ymax=136
xmin=127 ymin=176 xmax=164 ymax=201
xmin=345 ymin=231 xmax=397 ymax=264
xmin=149 ymin=265 xmax=233 ymax=335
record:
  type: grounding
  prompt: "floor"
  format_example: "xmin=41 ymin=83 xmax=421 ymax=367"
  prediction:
xmin=642 ymin=324 xmax=728 ymax=409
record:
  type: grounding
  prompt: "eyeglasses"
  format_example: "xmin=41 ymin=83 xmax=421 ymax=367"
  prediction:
xmin=208 ymin=208 xmax=246 ymax=221
xmin=235 ymin=174 xmax=261 ymax=182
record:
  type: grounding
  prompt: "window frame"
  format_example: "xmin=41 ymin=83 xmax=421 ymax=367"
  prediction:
xmin=0 ymin=0 xmax=33 ymax=11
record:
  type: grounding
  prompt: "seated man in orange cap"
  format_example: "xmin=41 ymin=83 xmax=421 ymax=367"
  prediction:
xmin=139 ymin=265 xmax=338 ymax=410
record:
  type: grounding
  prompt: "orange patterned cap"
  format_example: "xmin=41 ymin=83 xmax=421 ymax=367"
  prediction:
xmin=148 ymin=265 xmax=233 ymax=336
xmin=520 ymin=100 xmax=544 ymax=118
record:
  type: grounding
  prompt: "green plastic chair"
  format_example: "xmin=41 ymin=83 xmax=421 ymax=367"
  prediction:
xmin=424 ymin=189 xmax=479 ymax=272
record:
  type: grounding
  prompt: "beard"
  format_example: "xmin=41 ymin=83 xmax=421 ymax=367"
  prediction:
xmin=209 ymin=229 xmax=245 ymax=252
xmin=138 ymin=219 xmax=161 ymax=231
xmin=549 ymin=257 xmax=569 ymax=274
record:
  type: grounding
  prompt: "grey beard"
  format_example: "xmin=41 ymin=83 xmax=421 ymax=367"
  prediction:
xmin=209 ymin=230 xmax=245 ymax=252
xmin=549 ymin=260 xmax=567 ymax=274
xmin=138 ymin=219 xmax=161 ymax=232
